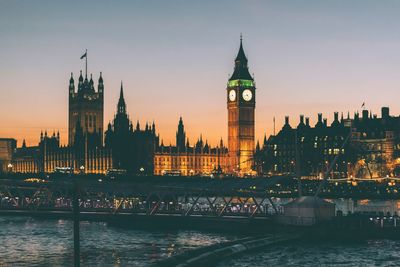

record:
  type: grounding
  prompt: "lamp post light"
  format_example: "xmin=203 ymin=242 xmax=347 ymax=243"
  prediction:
xmin=139 ymin=167 xmax=145 ymax=176
xmin=7 ymin=163 xmax=13 ymax=173
xmin=79 ymin=165 xmax=85 ymax=175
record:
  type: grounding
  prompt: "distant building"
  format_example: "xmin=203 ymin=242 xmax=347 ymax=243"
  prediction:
xmin=257 ymin=107 xmax=400 ymax=179
xmin=11 ymin=69 xmax=155 ymax=175
xmin=12 ymin=129 xmax=113 ymax=175
xmin=68 ymin=71 xmax=104 ymax=147
xmin=153 ymin=118 xmax=228 ymax=176
xmin=105 ymin=83 xmax=159 ymax=175
xmin=0 ymin=138 xmax=16 ymax=172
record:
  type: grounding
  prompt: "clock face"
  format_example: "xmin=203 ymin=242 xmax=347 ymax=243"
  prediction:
xmin=242 ymin=89 xmax=252 ymax=101
xmin=229 ymin=89 xmax=236 ymax=101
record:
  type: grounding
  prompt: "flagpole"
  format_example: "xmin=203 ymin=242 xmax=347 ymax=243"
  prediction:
xmin=273 ymin=116 xmax=276 ymax=135
xmin=85 ymin=49 xmax=87 ymax=79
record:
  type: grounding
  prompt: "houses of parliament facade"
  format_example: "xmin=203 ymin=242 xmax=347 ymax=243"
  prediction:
xmin=7 ymin=39 xmax=257 ymax=176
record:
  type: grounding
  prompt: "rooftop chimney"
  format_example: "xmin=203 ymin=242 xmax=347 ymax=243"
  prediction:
xmin=362 ymin=110 xmax=369 ymax=120
xmin=334 ymin=112 xmax=339 ymax=122
xmin=382 ymin=107 xmax=389 ymax=119
xmin=300 ymin=115 xmax=304 ymax=124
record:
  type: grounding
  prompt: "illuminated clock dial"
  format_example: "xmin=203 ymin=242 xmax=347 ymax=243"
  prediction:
xmin=242 ymin=89 xmax=252 ymax=101
xmin=229 ymin=89 xmax=236 ymax=101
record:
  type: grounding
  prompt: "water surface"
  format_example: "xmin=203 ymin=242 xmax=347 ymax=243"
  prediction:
xmin=0 ymin=216 xmax=237 ymax=266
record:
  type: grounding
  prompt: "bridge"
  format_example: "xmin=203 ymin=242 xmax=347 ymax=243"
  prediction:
xmin=1 ymin=172 xmax=400 ymax=232
xmin=0 ymin=176 xmax=287 ymax=222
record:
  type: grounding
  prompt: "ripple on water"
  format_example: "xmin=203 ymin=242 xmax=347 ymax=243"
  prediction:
xmin=0 ymin=216 xmax=238 ymax=266
xmin=218 ymin=239 xmax=400 ymax=267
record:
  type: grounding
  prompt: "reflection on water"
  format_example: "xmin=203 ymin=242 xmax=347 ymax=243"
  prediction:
xmin=218 ymin=239 xmax=400 ymax=267
xmin=0 ymin=217 xmax=237 ymax=266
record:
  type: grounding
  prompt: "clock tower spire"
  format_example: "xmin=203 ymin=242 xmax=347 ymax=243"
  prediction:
xmin=227 ymin=36 xmax=256 ymax=176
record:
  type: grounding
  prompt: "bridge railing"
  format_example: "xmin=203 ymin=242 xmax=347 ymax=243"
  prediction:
xmin=0 ymin=179 xmax=280 ymax=218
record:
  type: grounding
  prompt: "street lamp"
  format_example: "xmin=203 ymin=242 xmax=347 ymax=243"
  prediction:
xmin=79 ymin=165 xmax=85 ymax=174
xmin=7 ymin=163 xmax=13 ymax=173
xmin=139 ymin=167 xmax=144 ymax=175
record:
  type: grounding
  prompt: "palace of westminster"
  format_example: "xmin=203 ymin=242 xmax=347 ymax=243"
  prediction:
xmin=2 ymin=39 xmax=400 ymax=179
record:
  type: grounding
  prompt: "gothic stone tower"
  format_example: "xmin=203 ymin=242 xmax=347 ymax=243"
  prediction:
xmin=68 ymin=71 xmax=104 ymax=146
xmin=176 ymin=117 xmax=186 ymax=152
xmin=227 ymin=37 xmax=256 ymax=175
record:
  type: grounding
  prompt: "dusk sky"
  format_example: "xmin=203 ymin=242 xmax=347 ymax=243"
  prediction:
xmin=2 ymin=0 xmax=400 ymax=147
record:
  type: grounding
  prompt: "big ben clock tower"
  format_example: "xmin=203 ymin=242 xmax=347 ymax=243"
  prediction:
xmin=227 ymin=37 xmax=256 ymax=176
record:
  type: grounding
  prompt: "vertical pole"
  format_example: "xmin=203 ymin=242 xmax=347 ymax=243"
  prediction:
xmin=73 ymin=179 xmax=80 ymax=267
xmin=273 ymin=116 xmax=275 ymax=136
xmin=85 ymin=49 xmax=88 ymax=79
xmin=295 ymin=129 xmax=302 ymax=197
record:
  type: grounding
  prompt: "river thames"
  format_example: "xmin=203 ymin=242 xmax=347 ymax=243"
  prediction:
xmin=2 ymin=216 xmax=400 ymax=267
xmin=0 ymin=216 xmax=239 ymax=266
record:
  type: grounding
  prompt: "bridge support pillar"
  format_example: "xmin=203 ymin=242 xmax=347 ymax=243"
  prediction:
xmin=73 ymin=180 xmax=80 ymax=267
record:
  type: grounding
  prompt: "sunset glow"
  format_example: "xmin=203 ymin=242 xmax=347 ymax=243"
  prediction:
xmin=1 ymin=1 xmax=400 ymax=147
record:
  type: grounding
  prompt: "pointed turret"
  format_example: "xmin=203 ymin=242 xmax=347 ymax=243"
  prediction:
xmin=117 ymin=82 xmax=126 ymax=114
xmin=256 ymin=140 xmax=260 ymax=152
xmin=69 ymin=72 xmax=75 ymax=95
xmin=229 ymin=35 xmax=253 ymax=81
xmin=78 ymin=70 xmax=84 ymax=91
xmin=136 ymin=120 xmax=140 ymax=131
xmin=69 ymin=72 xmax=74 ymax=84
xmin=98 ymin=72 xmax=104 ymax=95
xmin=79 ymin=70 xmax=83 ymax=82
xmin=204 ymin=140 xmax=209 ymax=153
xmin=89 ymin=74 xmax=95 ymax=91
xmin=176 ymin=116 xmax=186 ymax=151
xmin=263 ymin=134 xmax=267 ymax=149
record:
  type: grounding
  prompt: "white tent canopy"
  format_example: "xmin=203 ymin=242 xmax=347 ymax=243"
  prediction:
xmin=279 ymin=196 xmax=336 ymax=226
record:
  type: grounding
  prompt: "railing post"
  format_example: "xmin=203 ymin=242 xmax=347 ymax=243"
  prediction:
xmin=73 ymin=179 xmax=80 ymax=267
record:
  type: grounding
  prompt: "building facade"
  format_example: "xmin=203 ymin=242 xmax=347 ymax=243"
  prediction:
xmin=227 ymin=37 xmax=256 ymax=175
xmin=153 ymin=118 xmax=228 ymax=176
xmin=68 ymin=71 xmax=104 ymax=146
xmin=0 ymin=138 xmax=16 ymax=172
xmin=257 ymin=107 xmax=400 ymax=179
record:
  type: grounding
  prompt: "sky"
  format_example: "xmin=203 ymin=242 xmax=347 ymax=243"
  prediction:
xmin=1 ymin=0 xmax=400 ymax=147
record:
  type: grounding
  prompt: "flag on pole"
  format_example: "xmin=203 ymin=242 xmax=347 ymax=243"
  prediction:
xmin=80 ymin=51 xmax=87 ymax=59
